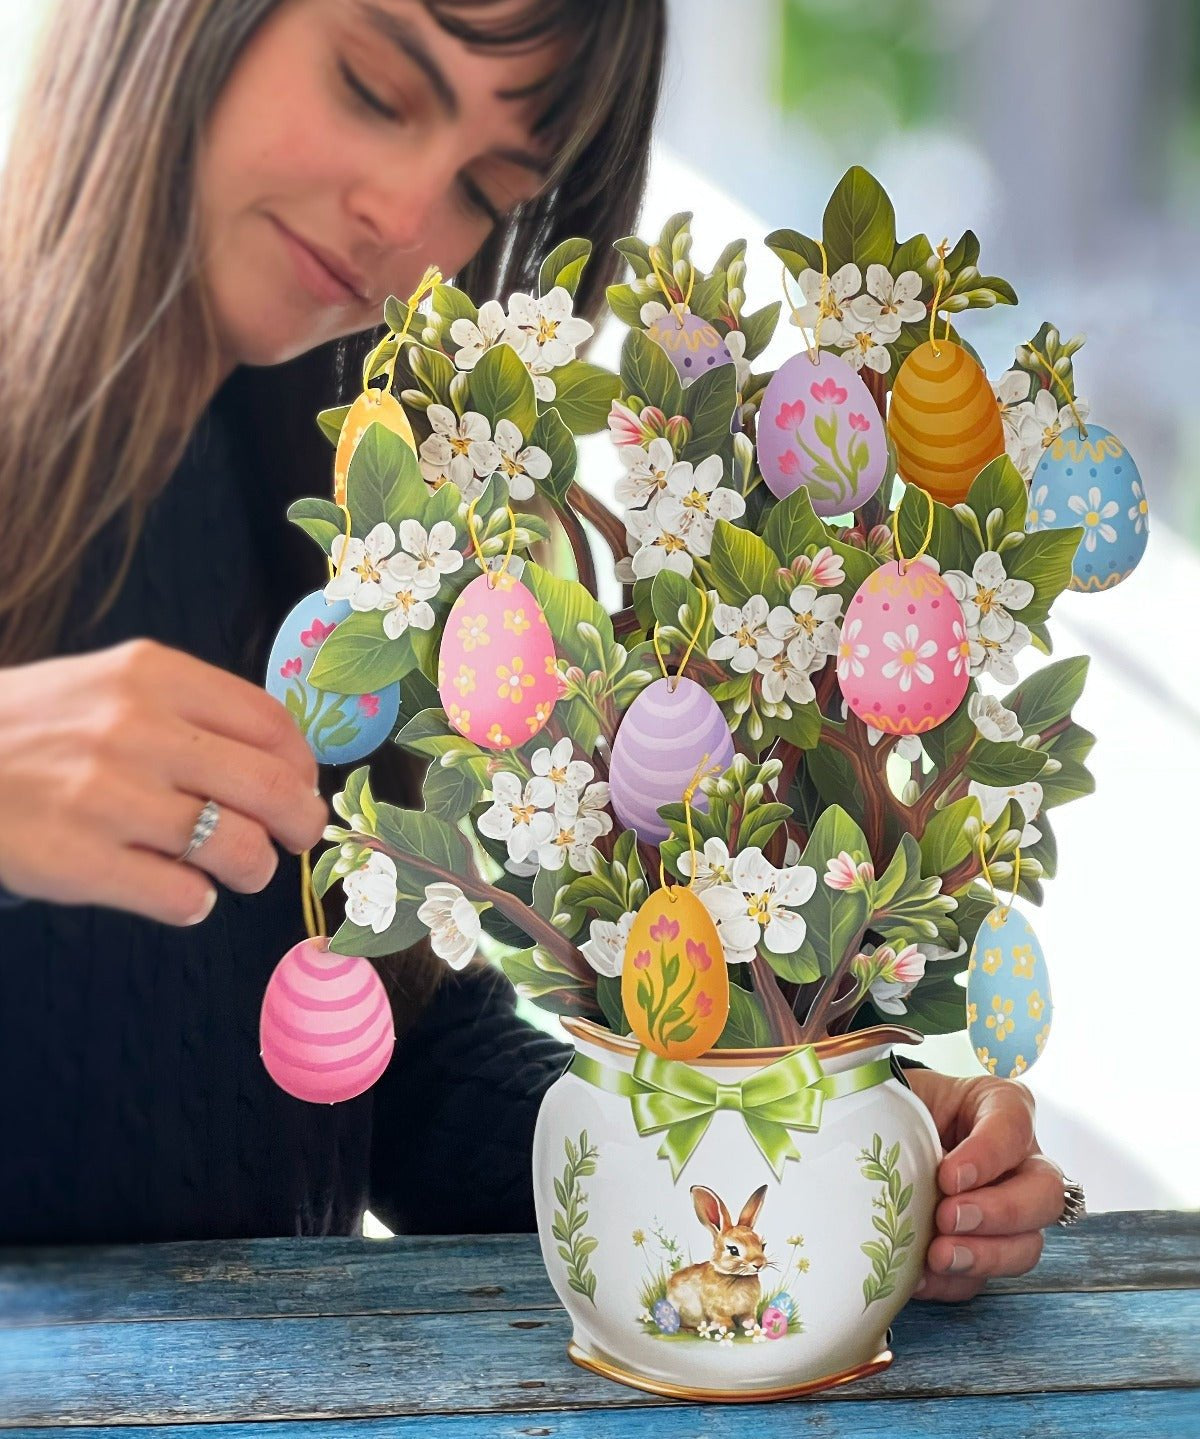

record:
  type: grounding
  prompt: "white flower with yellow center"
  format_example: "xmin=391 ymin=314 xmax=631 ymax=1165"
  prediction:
xmin=325 ymin=522 xmax=398 ymax=611
xmin=766 ymin=584 xmax=843 ymax=666
xmin=968 ymin=692 xmax=1023 ymax=743
xmin=530 ymin=737 xmax=593 ymax=806
xmin=626 ymin=504 xmax=706 ymax=580
xmin=580 ymin=910 xmax=636 ymax=978
xmin=757 ymin=638 xmax=817 ymax=707
xmin=477 ymin=771 xmax=555 ymax=865
xmin=709 ymin=595 xmax=781 ymax=674
xmin=944 ymin=551 xmax=1034 ymax=643
xmin=537 ymin=811 xmax=604 ymax=873
xmin=492 ymin=418 xmax=551 ymax=503
xmin=416 ymin=882 xmax=481 ymax=970
xmin=657 ymin=455 xmax=746 ymax=544
xmin=701 ymin=847 xmax=817 ymax=964
xmin=505 ymin=286 xmax=594 ymax=370
xmin=678 ymin=836 xmax=736 ymax=893
xmin=1128 ymin=479 xmax=1149 ymax=534
xmin=418 ymin=405 xmax=499 ymax=493
xmin=449 ymin=300 xmax=508 ymax=370
xmin=967 ymin=621 xmax=1031 ymax=684
xmin=615 ymin=437 xmax=674 ymax=511
xmin=787 ymin=262 xmax=862 ymax=347
xmin=1067 ymin=486 xmax=1120 ymax=551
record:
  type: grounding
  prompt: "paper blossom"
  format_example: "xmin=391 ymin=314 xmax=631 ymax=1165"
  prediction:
xmin=344 ymin=851 xmax=398 ymax=934
xmin=700 ymin=847 xmax=818 ymax=965
xmin=417 ymin=882 xmax=481 ymax=969
xmin=581 ymin=910 xmax=636 ymax=978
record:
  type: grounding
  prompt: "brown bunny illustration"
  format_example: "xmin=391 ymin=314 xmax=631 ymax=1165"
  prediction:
xmin=666 ymin=1184 xmax=769 ymax=1333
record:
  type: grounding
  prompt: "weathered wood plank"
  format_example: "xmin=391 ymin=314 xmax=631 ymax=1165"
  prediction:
xmin=1 ymin=1386 xmax=1197 ymax=1438
xmin=0 ymin=1290 xmax=1196 ymax=1426
xmin=1 ymin=1211 xmax=1194 ymax=1330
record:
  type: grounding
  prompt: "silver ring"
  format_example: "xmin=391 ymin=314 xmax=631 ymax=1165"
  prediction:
xmin=1056 ymin=1174 xmax=1087 ymax=1227
xmin=178 ymin=799 xmax=220 ymax=862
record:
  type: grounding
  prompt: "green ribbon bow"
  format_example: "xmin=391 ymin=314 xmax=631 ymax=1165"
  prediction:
xmin=568 ymin=1044 xmax=894 ymax=1181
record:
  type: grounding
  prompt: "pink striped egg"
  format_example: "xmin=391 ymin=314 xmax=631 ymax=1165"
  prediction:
xmin=609 ymin=677 xmax=734 ymax=843
xmin=259 ymin=939 xmax=394 ymax=1104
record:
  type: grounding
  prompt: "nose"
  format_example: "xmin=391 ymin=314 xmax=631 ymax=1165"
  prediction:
xmin=345 ymin=171 xmax=439 ymax=259
xmin=754 ymin=1257 xmax=765 ymax=1270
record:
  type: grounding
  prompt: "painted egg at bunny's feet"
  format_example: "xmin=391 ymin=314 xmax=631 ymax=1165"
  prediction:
xmin=757 ymin=350 xmax=887 ymax=515
xmin=260 ymin=939 xmax=395 ymax=1104
xmin=965 ymin=905 xmax=1053 ymax=1079
xmin=648 ymin=312 xmax=733 ymax=382
xmin=608 ymin=676 xmax=734 ymax=843
xmin=838 ymin=558 xmax=970 ymax=736
xmin=1026 ymin=424 xmax=1148 ymax=592
xmin=438 ymin=569 xmax=558 ymax=751
xmin=266 ymin=591 xmax=400 ymax=765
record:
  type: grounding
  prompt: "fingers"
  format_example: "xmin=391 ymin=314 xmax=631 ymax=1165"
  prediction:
xmin=935 ymin=1153 xmax=1066 ymax=1238
xmin=919 ymin=1226 xmax=1045 ymax=1299
xmin=36 ymin=833 xmax=219 ymax=928
xmin=938 ymin=1077 xmax=1037 ymax=1197
xmin=168 ymin=724 xmax=328 ymax=855
xmin=129 ymin=789 xmax=282 ymax=896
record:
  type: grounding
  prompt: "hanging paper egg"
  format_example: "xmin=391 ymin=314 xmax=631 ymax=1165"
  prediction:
xmin=1026 ymin=424 xmax=1148 ymax=592
xmin=438 ymin=569 xmax=558 ymax=751
xmin=647 ymin=311 xmax=733 ymax=382
xmin=334 ymin=390 xmax=416 ymax=506
xmin=965 ymin=905 xmax=1053 ymax=1079
xmin=260 ymin=938 xmax=395 ymax=1103
xmin=266 ymin=591 xmax=400 ymax=765
xmin=838 ymin=558 xmax=970 ymax=736
xmin=888 ymin=341 xmax=1005 ymax=505
xmin=609 ymin=677 xmax=735 ymax=843
xmin=757 ymin=350 xmax=887 ymax=516
xmin=621 ymin=886 xmax=730 ymax=1060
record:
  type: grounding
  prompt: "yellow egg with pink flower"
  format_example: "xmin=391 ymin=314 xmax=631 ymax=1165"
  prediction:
xmin=621 ymin=887 xmax=729 ymax=1060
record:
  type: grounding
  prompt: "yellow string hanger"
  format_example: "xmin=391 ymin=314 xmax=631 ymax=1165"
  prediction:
xmin=647 ymin=246 xmax=696 ymax=328
xmin=928 ymin=238 xmax=953 ymax=357
xmin=466 ymin=496 xmax=517 ymax=589
xmin=978 ymin=832 xmax=1022 ymax=922
xmin=1024 ymin=343 xmax=1089 ymax=441
xmin=651 ymin=587 xmax=709 ymax=692
xmin=658 ymin=750 xmax=724 ymax=899
xmin=780 ymin=238 xmax=830 ymax=366
xmin=381 ymin=264 xmax=443 ymax=390
xmin=891 ymin=483 xmax=936 ymax=576
xmin=299 ymin=847 xmax=328 ymax=942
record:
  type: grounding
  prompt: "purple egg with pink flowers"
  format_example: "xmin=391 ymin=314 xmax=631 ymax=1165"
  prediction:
xmin=609 ymin=677 xmax=734 ymax=843
xmin=265 ymin=590 xmax=400 ymax=766
xmin=647 ymin=312 xmax=733 ymax=383
xmin=757 ymin=351 xmax=888 ymax=517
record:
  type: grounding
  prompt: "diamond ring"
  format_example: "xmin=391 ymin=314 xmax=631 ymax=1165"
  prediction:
xmin=178 ymin=799 xmax=220 ymax=863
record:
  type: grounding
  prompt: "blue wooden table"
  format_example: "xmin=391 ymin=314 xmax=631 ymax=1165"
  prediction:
xmin=1 ymin=1209 xmax=1196 ymax=1436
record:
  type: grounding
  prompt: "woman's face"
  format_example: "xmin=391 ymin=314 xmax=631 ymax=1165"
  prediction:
xmin=197 ymin=0 xmax=557 ymax=368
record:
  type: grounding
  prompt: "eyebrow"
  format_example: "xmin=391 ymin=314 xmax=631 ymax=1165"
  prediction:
xmin=355 ymin=5 xmax=553 ymax=178
xmin=358 ymin=3 xmax=460 ymax=117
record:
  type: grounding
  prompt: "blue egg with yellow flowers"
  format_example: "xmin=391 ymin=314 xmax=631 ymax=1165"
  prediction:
xmin=1025 ymin=424 xmax=1147 ymax=592
xmin=965 ymin=905 xmax=1053 ymax=1080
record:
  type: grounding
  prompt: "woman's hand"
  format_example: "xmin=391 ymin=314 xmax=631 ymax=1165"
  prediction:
xmin=904 ymin=1067 xmax=1068 ymax=1302
xmin=0 ymin=639 xmax=327 ymax=926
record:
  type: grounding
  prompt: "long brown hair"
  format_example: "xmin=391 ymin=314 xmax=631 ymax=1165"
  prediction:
xmin=0 ymin=0 xmax=665 ymax=666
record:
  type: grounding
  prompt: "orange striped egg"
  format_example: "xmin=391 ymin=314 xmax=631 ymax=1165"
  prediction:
xmin=888 ymin=341 xmax=1004 ymax=505
xmin=334 ymin=389 xmax=416 ymax=506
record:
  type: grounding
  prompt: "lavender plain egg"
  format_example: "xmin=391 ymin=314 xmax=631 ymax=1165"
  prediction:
xmin=608 ymin=677 xmax=734 ymax=843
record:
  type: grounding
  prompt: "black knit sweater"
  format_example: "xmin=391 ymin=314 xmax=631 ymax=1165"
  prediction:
xmin=0 ymin=368 xmax=924 ymax=1246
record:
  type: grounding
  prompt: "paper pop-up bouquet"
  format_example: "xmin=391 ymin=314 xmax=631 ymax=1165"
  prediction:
xmin=258 ymin=167 xmax=1143 ymax=1399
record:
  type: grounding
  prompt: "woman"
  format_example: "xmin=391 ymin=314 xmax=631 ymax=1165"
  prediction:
xmin=0 ymin=0 xmax=1071 ymax=1297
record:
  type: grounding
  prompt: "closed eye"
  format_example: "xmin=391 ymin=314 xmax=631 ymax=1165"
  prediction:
xmin=339 ymin=59 xmax=399 ymax=121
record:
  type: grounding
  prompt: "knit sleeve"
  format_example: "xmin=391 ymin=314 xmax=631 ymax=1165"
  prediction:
xmin=368 ymin=963 xmax=571 ymax=1235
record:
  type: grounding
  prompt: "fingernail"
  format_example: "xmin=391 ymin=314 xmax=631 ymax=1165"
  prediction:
xmin=947 ymin=1245 xmax=973 ymax=1273
xmin=187 ymin=888 xmax=217 ymax=926
xmin=956 ymin=1163 xmax=978 ymax=1194
xmin=954 ymin=1203 xmax=983 ymax=1233
xmin=913 ymin=1277 xmax=928 ymax=1295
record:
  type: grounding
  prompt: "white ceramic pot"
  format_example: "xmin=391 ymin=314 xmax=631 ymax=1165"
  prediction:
xmin=533 ymin=1017 xmax=942 ymax=1402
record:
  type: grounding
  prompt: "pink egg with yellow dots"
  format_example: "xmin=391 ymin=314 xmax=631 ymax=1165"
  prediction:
xmin=260 ymin=939 xmax=394 ymax=1104
xmin=438 ymin=570 xmax=558 ymax=751
xmin=837 ymin=558 xmax=970 ymax=736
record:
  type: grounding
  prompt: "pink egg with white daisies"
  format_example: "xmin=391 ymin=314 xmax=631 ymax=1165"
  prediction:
xmin=259 ymin=939 xmax=395 ymax=1104
xmin=837 ymin=558 xmax=970 ymax=736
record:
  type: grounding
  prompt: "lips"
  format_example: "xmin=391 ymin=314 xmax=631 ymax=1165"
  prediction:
xmin=270 ymin=216 xmax=371 ymax=305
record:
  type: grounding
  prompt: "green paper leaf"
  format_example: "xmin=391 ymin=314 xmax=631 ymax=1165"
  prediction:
xmin=620 ymin=327 xmax=683 ymax=417
xmin=680 ymin=362 xmax=738 ymax=465
xmin=1003 ymin=656 xmax=1090 ymax=734
xmin=1001 ymin=526 xmax=1083 ymax=629
xmin=822 ymin=165 xmax=897 ymax=272
xmin=549 ymin=360 xmax=621 ymax=435
xmin=763 ymin=227 xmax=825 ymax=280
xmin=467 ymin=341 xmax=537 ymax=436
xmin=432 ymin=283 xmax=477 ymax=326
xmin=713 ymin=984 xmax=773 ymax=1048
xmin=523 ymin=560 xmax=614 ymax=663
xmin=966 ymin=739 xmax=1049 ymax=787
xmin=538 ymin=238 xmax=592 ymax=298
xmin=499 ymin=946 xmax=602 ymax=1018
xmin=896 ymin=481 xmax=969 ymax=575
xmin=762 ymin=486 xmax=875 ymax=597
xmin=287 ymin=497 xmax=345 ymax=554
xmin=709 ymin=519 xmax=779 ymax=605
xmin=530 ymin=406 xmax=578 ymax=507
xmin=309 ymin=611 xmax=418 ymax=694
xmin=345 ymin=422 xmax=426 ymax=535
xmin=963 ymin=454 xmax=1030 ymax=545
xmin=421 ymin=759 xmax=481 ymax=823
xmin=783 ymin=805 xmax=872 ymax=981
xmin=408 ymin=344 xmax=456 ymax=405
xmin=738 ymin=302 xmax=781 ymax=362
xmin=317 ymin=404 xmax=350 ymax=448
xmin=918 ymin=797 xmax=984 ymax=881
xmin=897 ymin=966 xmax=968 ymax=1036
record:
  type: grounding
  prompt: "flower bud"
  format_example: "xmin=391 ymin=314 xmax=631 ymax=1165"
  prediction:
xmin=664 ymin=414 xmax=692 ymax=451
